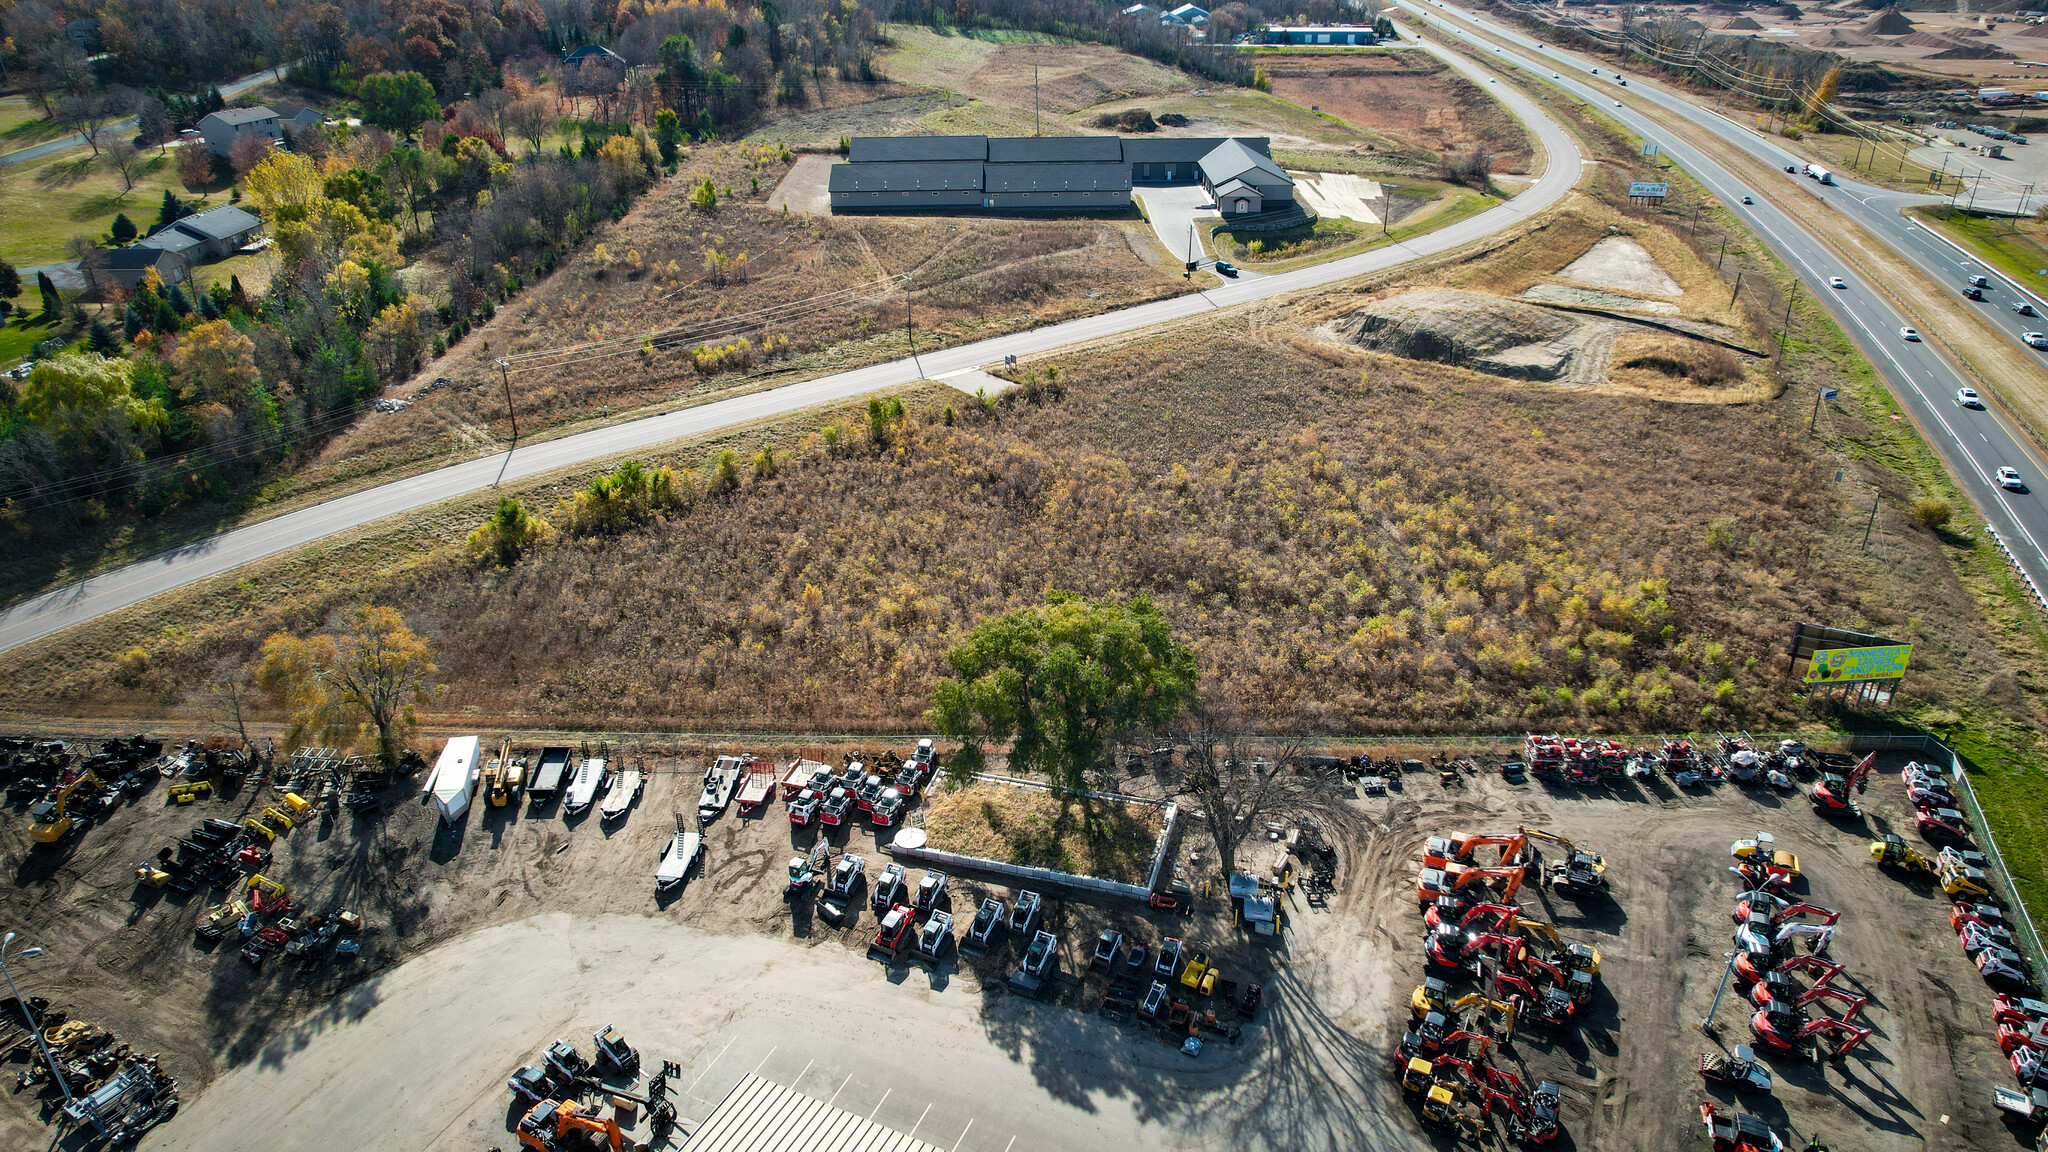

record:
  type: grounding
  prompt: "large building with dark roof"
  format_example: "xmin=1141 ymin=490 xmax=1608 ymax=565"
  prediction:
xmin=828 ymin=135 xmax=1282 ymax=214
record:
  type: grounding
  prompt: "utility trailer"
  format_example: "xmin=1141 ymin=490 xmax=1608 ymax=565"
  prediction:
xmin=655 ymin=816 xmax=703 ymax=891
xmin=563 ymin=756 xmax=608 ymax=817
xmin=599 ymin=766 xmax=642 ymax=823
xmin=735 ymin=759 xmax=777 ymax=811
xmin=528 ymin=747 xmax=572 ymax=801
xmin=697 ymin=756 xmax=743 ymax=822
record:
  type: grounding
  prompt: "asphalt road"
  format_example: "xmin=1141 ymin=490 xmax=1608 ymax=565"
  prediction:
xmin=0 ymin=26 xmax=1580 ymax=655
xmin=1399 ymin=0 xmax=2048 ymax=600
xmin=0 ymin=64 xmax=288 ymax=168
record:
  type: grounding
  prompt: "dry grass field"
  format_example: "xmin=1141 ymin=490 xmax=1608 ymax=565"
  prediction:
xmin=1259 ymin=51 xmax=1535 ymax=172
xmin=921 ymin=781 xmax=1163 ymax=884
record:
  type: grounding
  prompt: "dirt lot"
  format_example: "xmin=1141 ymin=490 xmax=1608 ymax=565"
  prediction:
xmin=0 ymin=731 xmax=2020 ymax=1152
xmin=1260 ymin=51 xmax=1534 ymax=172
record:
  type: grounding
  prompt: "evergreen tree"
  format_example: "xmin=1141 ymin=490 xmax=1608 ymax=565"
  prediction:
xmin=167 ymin=284 xmax=192 ymax=315
xmin=156 ymin=189 xmax=187 ymax=229
xmin=123 ymin=304 xmax=145 ymax=341
xmin=0 ymin=259 xmax=17 ymax=303
xmin=37 ymin=271 xmax=61 ymax=319
xmin=110 ymin=213 xmax=138 ymax=244
xmin=87 ymin=319 xmax=119 ymax=354
xmin=197 ymin=291 xmax=221 ymax=320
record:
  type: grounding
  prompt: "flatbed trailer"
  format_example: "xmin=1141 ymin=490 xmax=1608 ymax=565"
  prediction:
xmin=736 ymin=760 xmax=777 ymax=810
xmin=529 ymin=747 xmax=572 ymax=800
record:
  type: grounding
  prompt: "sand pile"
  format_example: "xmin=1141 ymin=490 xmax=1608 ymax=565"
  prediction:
xmin=1925 ymin=44 xmax=2015 ymax=58
xmin=1721 ymin=15 xmax=1763 ymax=30
xmin=1860 ymin=8 xmax=1916 ymax=35
xmin=1808 ymin=29 xmax=1873 ymax=46
xmin=1901 ymin=31 xmax=1962 ymax=47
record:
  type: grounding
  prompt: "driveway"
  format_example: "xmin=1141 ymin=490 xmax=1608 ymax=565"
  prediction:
xmin=1135 ymin=185 xmax=1219 ymax=266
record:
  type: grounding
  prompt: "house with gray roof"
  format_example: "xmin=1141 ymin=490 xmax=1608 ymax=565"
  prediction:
xmin=1198 ymin=138 xmax=1296 ymax=218
xmin=197 ymin=106 xmax=282 ymax=157
xmin=563 ymin=45 xmax=626 ymax=70
xmin=271 ymin=104 xmax=327 ymax=138
xmin=829 ymin=134 xmax=1272 ymax=214
xmin=103 ymin=246 xmax=190 ymax=291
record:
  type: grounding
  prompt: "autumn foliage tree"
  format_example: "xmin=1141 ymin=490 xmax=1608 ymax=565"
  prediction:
xmin=258 ymin=605 xmax=441 ymax=769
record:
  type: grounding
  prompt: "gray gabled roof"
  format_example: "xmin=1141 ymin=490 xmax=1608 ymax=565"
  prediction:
xmin=987 ymin=136 xmax=1124 ymax=164
xmin=849 ymin=136 xmax=989 ymax=163
xmin=829 ymin=161 xmax=985 ymax=193
xmin=983 ymin=162 xmax=1131 ymax=193
xmin=136 ymin=228 xmax=203 ymax=256
xmin=104 ymin=246 xmax=183 ymax=269
xmin=1200 ymin=138 xmax=1293 ymax=188
xmin=272 ymin=103 xmax=324 ymax=121
xmin=205 ymin=106 xmax=278 ymax=126
xmin=173 ymin=205 xmax=263 ymax=240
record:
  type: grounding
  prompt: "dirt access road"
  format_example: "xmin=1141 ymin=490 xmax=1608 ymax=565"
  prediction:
xmin=0 ymin=736 xmax=2008 ymax=1152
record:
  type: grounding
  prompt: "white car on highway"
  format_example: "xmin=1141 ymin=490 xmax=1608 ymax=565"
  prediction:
xmin=1829 ymin=277 xmax=1847 ymax=290
xmin=2027 ymin=332 xmax=2048 ymax=348
xmin=1900 ymin=327 xmax=1920 ymax=341
xmin=1999 ymin=467 xmax=2027 ymax=492
xmin=1957 ymin=388 xmax=1984 ymax=409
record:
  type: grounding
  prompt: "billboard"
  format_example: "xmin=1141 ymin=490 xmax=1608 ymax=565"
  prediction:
xmin=1628 ymin=182 xmax=1669 ymax=198
xmin=1804 ymin=644 xmax=1912 ymax=684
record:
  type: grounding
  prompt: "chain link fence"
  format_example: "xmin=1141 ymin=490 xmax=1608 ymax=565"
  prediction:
xmin=1847 ymin=732 xmax=2048 ymax=981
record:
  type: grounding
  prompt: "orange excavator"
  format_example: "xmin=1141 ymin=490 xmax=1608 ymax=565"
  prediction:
xmin=1422 ymin=831 xmax=1528 ymax=870
xmin=516 ymin=1098 xmax=623 ymax=1152
xmin=1416 ymin=863 xmax=1526 ymax=906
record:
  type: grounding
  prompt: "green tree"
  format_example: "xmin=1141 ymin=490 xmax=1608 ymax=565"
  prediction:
xmin=257 ymin=604 xmax=441 ymax=769
xmin=38 ymin=270 xmax=62 ymax=319
xmin=110 ymin=213 xmax=137 ymax=244
xmin=466 ymin=495 xmax=556 ymax=564
xmin=86 ymin=318 xmax=118 ymax=353
xmin=928 ymin=592 xmax=1199 ymax=791
xmin=358 ymin=71 xmax=441 ymax=140
xmin=18 ymin=353 xmax=168 ymax=453
xmin=689 ymin=177 xmax=717 ymax=211
xmin=653 ymin=109 xmax=683 ymax=165
xmin=155 ymin=189 xmax=187 ymax=230
xmin=0 ymin=259 xmax=18 ymax=304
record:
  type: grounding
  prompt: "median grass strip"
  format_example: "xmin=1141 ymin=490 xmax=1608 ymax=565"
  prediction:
xmin=1909 ymin=206 xmax=2048 ymax=300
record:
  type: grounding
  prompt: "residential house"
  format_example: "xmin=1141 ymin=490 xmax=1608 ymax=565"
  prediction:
xmin=152 ymin=205 xmax=265 ymax=260
xmin=1121 ymin=4 xmax=1165 ymax=20
xmin=271 ymin=104 xmax=327 ymax=139
xmin=1165 ymin=4 xmax=1208 ymax=25
xmin=197 ymin=107 xmax=282 ymax=157
xmin=563 ymin=45 xmax=627 ymax=70
xmin=103 ymin=246 xmax=190 ymax=291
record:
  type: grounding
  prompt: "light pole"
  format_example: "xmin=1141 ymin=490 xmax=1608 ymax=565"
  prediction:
xmin=0 ymin=931 xmax=102 ymax=1137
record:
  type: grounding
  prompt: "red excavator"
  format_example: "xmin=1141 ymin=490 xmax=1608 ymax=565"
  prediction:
xmin=1416 ymin=863 xmax=1526 ymax=907
xmin=1731 ymin=895 xmax=1841 ymax=927
xmin=1423 ymin=831 xmax=1528 ymax=870
xmin=1747 ymin=982 xmax=1868 ymax=1022
xmin=1751 ymin=1002 xmax=1872 ymax=1060
xmin=1809 ymin=752 xmax=1873 ymax=816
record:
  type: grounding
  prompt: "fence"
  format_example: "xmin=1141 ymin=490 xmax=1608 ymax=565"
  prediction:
xmin=1845 ymin=732 xmax=2048 ymax=981
xmin=1986 ymin=525 xmax=2048 ymax=614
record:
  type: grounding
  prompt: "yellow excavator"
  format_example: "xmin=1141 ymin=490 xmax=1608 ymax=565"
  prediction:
xmin=30 ymin=770 xmax=103 ymax=843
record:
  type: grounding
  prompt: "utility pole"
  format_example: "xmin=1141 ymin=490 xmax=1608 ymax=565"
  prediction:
xmin=1717 ymin=236 xmax=1728 ymax=270
xmin=1862 ymin=489 xmax=1879 ymax=551
xmin=1778 ymin=282 xmax=1797 ymax=353
xmin=0 ymin=933 xmax=100 ymax=1138
xmin=1809 ymin=386 xmax=1824 ymax=432
xmin=905 ymin=291 xmax=924 ymax=378
xmin=496 ymin=358 xmax=518 ymax=445
xmin=1730 ymin=270 xmax=1744 ymax=307
xmin=1034 ymin=61 xmax=1040 ymax=137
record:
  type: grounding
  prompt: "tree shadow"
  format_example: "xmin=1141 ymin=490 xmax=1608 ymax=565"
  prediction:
xmin=35 ymin=157 xmax=97 ymax=188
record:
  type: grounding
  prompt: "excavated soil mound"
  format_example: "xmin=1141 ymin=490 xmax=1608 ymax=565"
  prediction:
xmin=1860 ymin=8 xmax=1917 ymax=34
xmin=1926 ymin=43 xmax=2015 ymax=58
xmin=1808 ymin=29 xmax=1874 ymax=46
xmin=1953 ymin=27 xmax=1991 ymax=36
xmin=1322 ymin=289 xmax=1586 ymax=380
xmin=1901 ymin=30 xmax=1964 ymax=46
xmin=1721 ymin=16 xmax=1764 ymax=30
xmin=2023 ymin=23 xmax=2048 ymax=38
xmin=1558 ymin=236 xmax=1685 ymax=296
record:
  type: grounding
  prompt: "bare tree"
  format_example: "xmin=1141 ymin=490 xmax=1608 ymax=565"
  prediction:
xmin=57 ymin=89 xmax=122 ymax=156
xmin=195 ymin=659 xmax=261 ymax=751
xmin=137 ymin=95 xmax=173 ymax=153
xmin=229 ymin=132 xmax=273 ymax=179
xmin=103 ymin=137 xmax=146 ymax=191
xmin=1171 ymin=700 xmax=1354 ymax=878
xmin=504 ymin=96 xmax=557 ymax=155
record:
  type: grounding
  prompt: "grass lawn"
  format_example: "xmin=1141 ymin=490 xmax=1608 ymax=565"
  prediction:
xmin=0 ymin=315 xmax=66 ymax=367
xmin=191 ymin=251 xmax=282 ymax=296
xmin=1213 ymin=188 xmax=1497 ymax=271
xmin=0 ymin=96 xmax=71 ymax=152
xmin=0 ymin=147 xmax=214 ymax=267
xmin=1910 ymin=205 xmax=2048 ymax=293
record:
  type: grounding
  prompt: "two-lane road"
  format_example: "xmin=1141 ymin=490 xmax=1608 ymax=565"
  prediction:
xmin=1400 ymin=0 xmax=2048 ymax=594
xmin=0 ymin=28 xmax=1580 ymax=654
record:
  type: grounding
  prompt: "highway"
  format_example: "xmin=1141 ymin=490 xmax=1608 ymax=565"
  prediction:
xmin=1409 ymin=3 xmax=2048 ymax=368
xmin=1397 ymin=0 xmax=2048 ymax=602
xmin=0 ymin=26 xmax=1579 ymax=654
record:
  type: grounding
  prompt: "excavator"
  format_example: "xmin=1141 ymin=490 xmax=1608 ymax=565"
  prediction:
xmin=1418 ymin=1082 xmax=1486 ymax=1140
xmin=1424 ymin=899 xmax=1518 ymax=932
xmin=29 ymin=770 xmax=104 ymax=843
xmin=1809 ymin=752 xmax=1874 ymax=816
xmin=1480 ymin=1066 xmax=1561 ymax=1144
xmin=1494 ymin=972 xmax=1577 ymax=1030
xmin=1730 ymin=894 xmax=1840 ymax=928
xmin=1518 ymin=826 xmax=1609 ymax=897
xmin=516 ymin=1098 xmax=624 ymax=1152
xmin=1869 ymin=833 xmax=1938 ymax=878
xmin=1422 ymin=831 xmax=1527 ymax=870
xmin=1735 ymin=950 xmax=1843 ymax=990
xmin=1515 ymin=917 xmax=1602 ymax=977
xmin=1730 ymin=832 xmax=1802 ymax=890
xmin=1747 ymin=981 xmax=1869 ymax=1022
xmin=1416 ymin=863 xmax=1525 ymax=907
xmin=1750 ymin=1001 xmax=1873 ymax=1060
xmin=1400 ymin=1052 xmax=1481 ymax=1095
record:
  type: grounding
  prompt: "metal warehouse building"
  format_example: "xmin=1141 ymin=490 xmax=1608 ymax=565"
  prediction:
xmin=828 ymin=134 xmax=1274 ymax=214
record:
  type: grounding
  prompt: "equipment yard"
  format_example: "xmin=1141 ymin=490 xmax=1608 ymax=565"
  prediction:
xmin=0 ymin=731 xmax=2020 ymax=1152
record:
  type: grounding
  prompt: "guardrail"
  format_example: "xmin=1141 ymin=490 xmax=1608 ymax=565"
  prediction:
xmin=1986 ymin=524 xmax=2048 ymax=613
xmin=1846 ymin=732 xmax=2048 ymax=981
